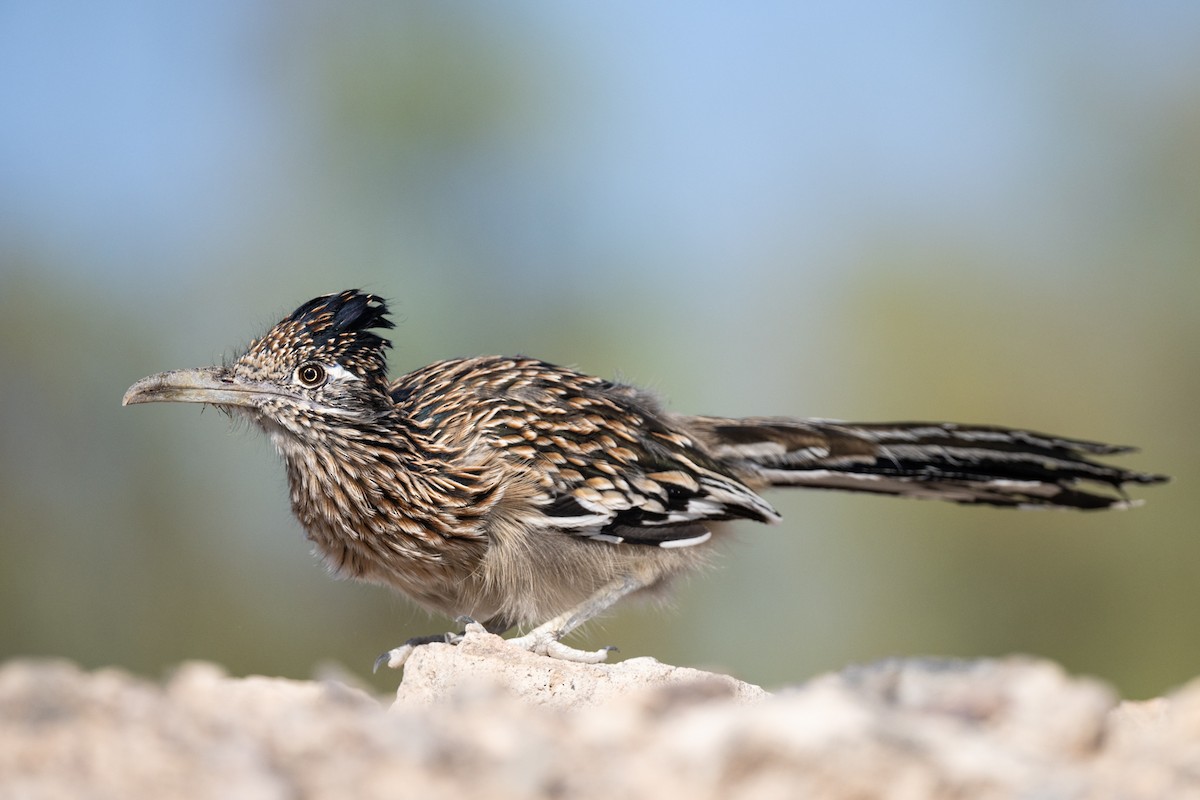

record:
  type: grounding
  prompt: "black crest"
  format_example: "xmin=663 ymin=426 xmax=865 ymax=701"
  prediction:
xmin=286 ymin=290 xmax=394 ymax=353
xmin=240 ymin=290 xmax=395 ymax=384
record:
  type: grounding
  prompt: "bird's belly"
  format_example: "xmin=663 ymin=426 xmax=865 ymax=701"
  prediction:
xmin=299 ymin=511 xmax=490 ymax=617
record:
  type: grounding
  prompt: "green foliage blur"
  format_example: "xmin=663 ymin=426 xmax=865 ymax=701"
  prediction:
xmin=1 ymin=4 xmax=1195 ymax=698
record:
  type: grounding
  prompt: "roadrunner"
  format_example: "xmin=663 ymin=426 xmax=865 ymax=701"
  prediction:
xmin=124 ymin=290 xmax=1167 ymax=668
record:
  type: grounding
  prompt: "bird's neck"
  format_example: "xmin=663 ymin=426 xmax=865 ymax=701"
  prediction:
xmin=263 ymin=413 xmax=491 ymax=586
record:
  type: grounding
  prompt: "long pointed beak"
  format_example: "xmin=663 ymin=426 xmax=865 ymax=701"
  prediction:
xmin=123 ymin=367 xmax=277 ymax=409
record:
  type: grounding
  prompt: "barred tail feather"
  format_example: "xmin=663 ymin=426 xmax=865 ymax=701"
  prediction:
xmin=688 ymin=417 xmax=1168 ymax=510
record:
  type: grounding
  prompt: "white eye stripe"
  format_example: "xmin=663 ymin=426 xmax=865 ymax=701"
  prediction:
xmin=323 ymin=364 xmax=361 ymax=383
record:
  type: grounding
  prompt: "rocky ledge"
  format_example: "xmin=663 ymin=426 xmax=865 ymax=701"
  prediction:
xmin=3 ymin=627 xmax=1198 ymax=799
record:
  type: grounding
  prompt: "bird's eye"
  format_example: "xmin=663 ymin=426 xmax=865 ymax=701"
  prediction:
xmin=295 ymin=363 xmax=327 ymax=388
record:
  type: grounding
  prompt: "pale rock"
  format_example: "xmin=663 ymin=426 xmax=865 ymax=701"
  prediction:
xmin=2 ymin=645 xmax=1199 ymax=799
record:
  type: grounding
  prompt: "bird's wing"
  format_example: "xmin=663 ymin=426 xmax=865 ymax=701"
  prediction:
xmin=525 ymin=424 xmax=781 ymax=547
xmin=488 ymin=385 xmax=781 ymax=546
xmin=399 ymin=357 xmax=779 ymax=547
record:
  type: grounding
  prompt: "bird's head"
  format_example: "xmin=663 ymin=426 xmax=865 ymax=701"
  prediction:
xmin=123 ymin=290 xmax=396 ymax=435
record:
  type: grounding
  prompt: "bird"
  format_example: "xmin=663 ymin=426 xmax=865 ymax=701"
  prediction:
xmin=123 ymin=290 xmax=1168 ymax=669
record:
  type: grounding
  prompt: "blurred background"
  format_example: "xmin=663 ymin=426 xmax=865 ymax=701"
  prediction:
xmin=1 ymin=1 xmax=1196 ymax=698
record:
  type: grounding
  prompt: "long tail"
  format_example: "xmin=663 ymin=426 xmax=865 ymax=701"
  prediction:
xmin=686 ymin=417 xmax=1168 ymax=510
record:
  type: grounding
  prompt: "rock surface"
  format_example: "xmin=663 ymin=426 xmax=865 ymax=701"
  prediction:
xmin=3 ymin=631 xmax=1200 ymax=799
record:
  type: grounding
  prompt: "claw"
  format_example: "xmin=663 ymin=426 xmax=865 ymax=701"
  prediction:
xmin=373 ymin=644 xmax=413 ymax=673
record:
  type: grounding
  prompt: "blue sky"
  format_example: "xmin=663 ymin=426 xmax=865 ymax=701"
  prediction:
xmin=5 ymin=1 xmax=1200 ymax=292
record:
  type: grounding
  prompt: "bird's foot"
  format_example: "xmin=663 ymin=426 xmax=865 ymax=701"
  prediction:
xmin=373 ymin=618 xmax=482 ymax=672
xmin=504 ymin=627 xmax=617 ymax=664
xmin=373 ymin=617 xmax=616 ymax=670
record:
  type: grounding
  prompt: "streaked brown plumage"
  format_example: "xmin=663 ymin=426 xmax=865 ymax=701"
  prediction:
xmin=123 ymin=290 xmax=1168 ymax=668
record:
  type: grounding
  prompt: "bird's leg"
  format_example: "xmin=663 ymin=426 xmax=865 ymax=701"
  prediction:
xmin=504 ymin=575 xmax=643 ymax=664
xmin=375 ymin=576 xmax=645 ymax=670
